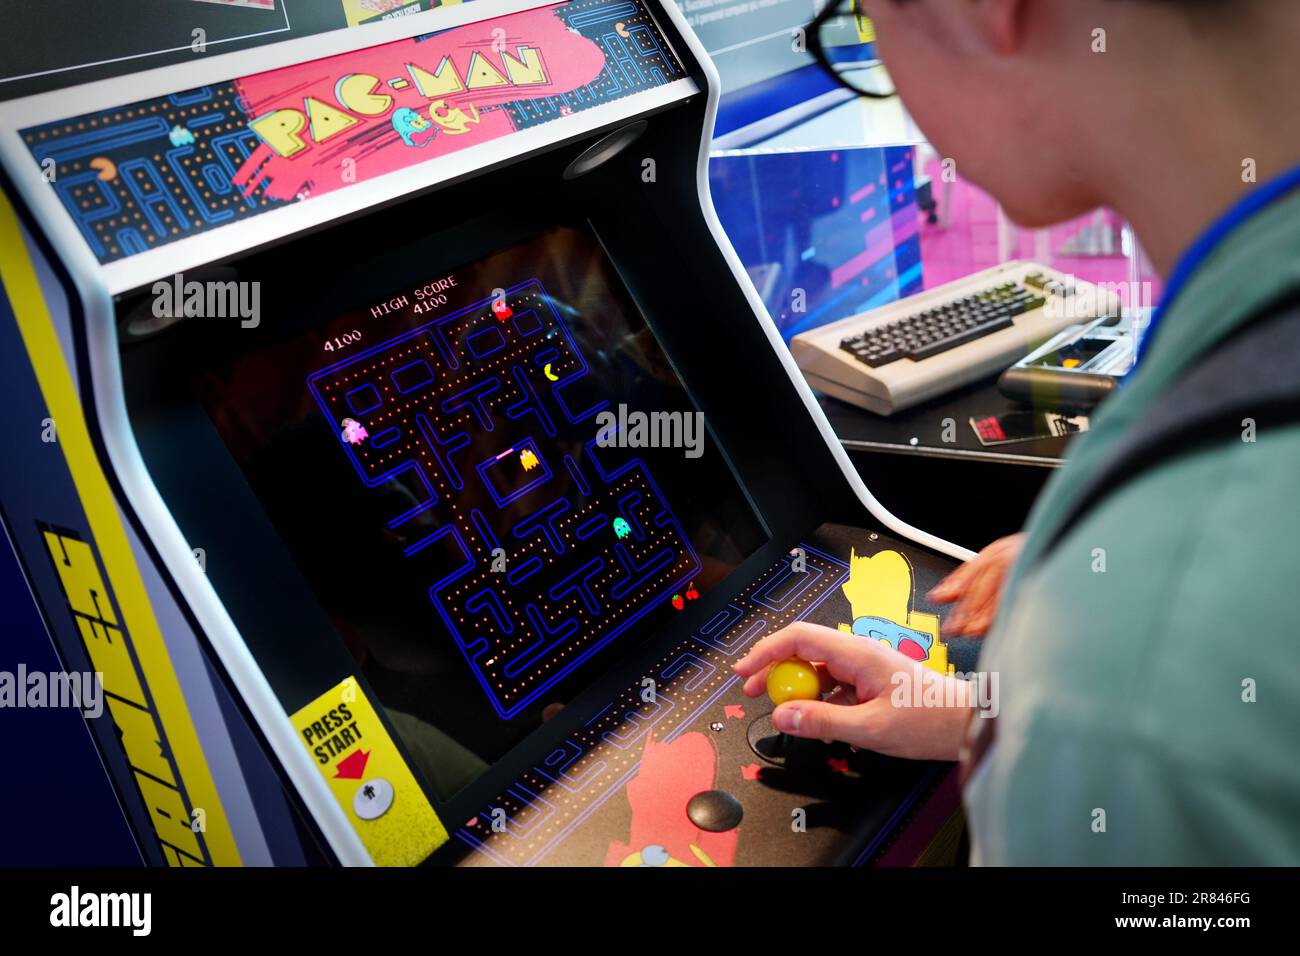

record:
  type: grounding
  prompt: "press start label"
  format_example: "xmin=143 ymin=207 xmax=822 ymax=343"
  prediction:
xmin=290 ymin=677 xmax=447 ymax=866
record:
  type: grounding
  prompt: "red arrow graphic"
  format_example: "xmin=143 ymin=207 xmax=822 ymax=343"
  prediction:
xmin=335 ymin=748 xmax=371 ymax=780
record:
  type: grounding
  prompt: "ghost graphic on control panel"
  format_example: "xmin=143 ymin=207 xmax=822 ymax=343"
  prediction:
xmin=613 ymin=517 xmax=631 ymax=540
xmin=839 ymin=548 xmax=953 ymax=675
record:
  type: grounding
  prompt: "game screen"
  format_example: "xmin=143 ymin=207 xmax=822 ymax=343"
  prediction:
xmin=193 ymin=226 xmax=768 ymax=801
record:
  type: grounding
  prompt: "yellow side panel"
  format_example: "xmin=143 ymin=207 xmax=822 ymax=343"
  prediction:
xmin=0 ymin=190 xmax=241 ymax=865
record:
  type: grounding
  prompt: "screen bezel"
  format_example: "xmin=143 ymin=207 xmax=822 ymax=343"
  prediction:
xmin=209 ymin=219 xmax=771 ymax=786
xmin=115 ymin=204 xmax=796 ymax=826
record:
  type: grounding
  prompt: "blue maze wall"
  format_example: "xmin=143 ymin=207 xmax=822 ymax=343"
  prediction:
xmin=308 ymin=279 xmax=701 ymax=718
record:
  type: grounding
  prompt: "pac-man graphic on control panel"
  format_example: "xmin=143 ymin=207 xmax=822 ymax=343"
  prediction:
xmin=839 ymin=548 xmax=953 ymax=675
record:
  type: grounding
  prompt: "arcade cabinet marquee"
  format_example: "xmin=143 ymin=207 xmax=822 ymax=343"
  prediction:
xmin=0 ymin=0 xmax=976 ymax=867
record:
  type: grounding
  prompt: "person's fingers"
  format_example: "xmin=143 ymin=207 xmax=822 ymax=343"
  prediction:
xmin=981 ymin=533 xmax=1021 ymax=559
xmin=813 ymin=662 xmax=838 ymax=695
xmin=735 ymin=622 xmax=891 ymax=697
xmin=945 ymin=604 xmax=982 ymax=636
xmin=930 ymin=533 xmax=1024 ymax=604
xmin=960 ymin=570 xmax=1004 ymax=633
xmin=971 ymin=558 xmax=1003 ymax=598
xmin=741 ymin=661 xmax=838 ymax=701
xmin=735 ymin=621 xmax=849 ymax=676
xmin=824 ymin=684 xmax=859 ymax=707
xmin=944 ymin=560 xmax=999 ymax=634
xmin=956 ymin=548 xmax=1003 ymax=600
xmin=777 ymin=680 xmax=976 ymax=759
xmin=944 ymin=542 xmax=1019 ymax=634
xmin=927 ymin=558 xmax=979 ymax=602
xmin=962 ymin=606 xmax=995 ymax=635
xmin=771 ymin=699 xmax=882 ymax=749
xmin=742 ymin=664 xmax=835 ymax=699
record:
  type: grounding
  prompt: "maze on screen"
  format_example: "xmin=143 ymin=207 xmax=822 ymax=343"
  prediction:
xmin=308 ymin=280 xmax=700 ymax=718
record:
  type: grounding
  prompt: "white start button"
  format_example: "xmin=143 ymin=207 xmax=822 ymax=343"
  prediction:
xmin=352 ymin=778 xmax=395 ymax=820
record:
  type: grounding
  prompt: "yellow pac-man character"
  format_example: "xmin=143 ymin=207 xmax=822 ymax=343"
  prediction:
xmin=839 ymin=549 xmax=953 ymax=675
xmin=428 ymin=99 xmax=482 ymax=135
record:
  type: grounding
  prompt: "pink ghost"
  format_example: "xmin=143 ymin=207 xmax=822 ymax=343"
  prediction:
xmin=342 ymin=419 xmax=369 ymax=445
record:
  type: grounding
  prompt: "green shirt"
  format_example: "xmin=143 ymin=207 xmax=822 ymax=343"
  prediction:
xmin=964 ymin=191 xmax=1300 ymax=865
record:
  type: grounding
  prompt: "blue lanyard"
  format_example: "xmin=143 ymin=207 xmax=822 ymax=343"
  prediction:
xmin=1134 ymin=162 xmax=1300 ymax=368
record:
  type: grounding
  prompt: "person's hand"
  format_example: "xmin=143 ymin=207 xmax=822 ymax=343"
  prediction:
xmin=927 ymin=533 xmax=1026 ymax=637
xmin=733 ymin=622 xmax=974 ymax=762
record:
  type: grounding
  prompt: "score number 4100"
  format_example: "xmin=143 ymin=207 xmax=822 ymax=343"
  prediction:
xmin=324 ymin=329 xmax=362 ymax=353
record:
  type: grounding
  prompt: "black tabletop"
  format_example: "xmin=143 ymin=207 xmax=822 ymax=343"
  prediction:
xmin=818 ymin=374 xmax=1077 ymax=466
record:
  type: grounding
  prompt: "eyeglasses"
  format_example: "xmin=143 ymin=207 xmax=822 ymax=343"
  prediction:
xmin=806 ymin=0 xmax=895 ymax=99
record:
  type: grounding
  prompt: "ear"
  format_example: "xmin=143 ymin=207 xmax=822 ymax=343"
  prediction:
xmin=978 ymin=0 xmax=1029 ymax=56
xmin=896 ymin=0 xmax=1029 ymax=59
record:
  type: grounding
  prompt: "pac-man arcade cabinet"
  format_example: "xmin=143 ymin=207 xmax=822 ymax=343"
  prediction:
xmin=0 ymin=0 xmax=976 ymax=866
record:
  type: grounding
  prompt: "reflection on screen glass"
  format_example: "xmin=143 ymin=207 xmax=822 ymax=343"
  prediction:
xmin=193 ymin=226 xmax=768 ymax=800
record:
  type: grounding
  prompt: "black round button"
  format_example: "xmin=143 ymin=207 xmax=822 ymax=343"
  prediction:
xmin=686 ymin=789 xmax=744 ymax=832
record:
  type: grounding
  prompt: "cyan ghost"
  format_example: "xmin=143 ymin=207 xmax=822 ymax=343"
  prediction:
xmin=392 ymin=107 xmax=434 ymax=147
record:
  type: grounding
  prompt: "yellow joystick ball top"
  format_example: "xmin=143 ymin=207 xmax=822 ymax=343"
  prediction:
xmin=766 ymin=658 xmax=821 ymax=706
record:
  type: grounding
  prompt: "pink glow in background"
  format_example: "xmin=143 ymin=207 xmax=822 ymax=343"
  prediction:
xmin=918 ymin=158 xmax=1163 ymax=304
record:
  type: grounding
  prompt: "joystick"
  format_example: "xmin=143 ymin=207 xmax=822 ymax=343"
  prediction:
xmin=748 ymin=657 xmax=822 ymax=765
xmin=766 ymin=658 xmax=821 ymax=705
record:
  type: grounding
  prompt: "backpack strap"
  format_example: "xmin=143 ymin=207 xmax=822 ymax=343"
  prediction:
xmin=961 ymin=297 xmax=1300 ymax=785
xmin=1037 ymin=296 xmax=1300 ymax=562
xmin=962 ymin=297 xmax=1300 ymax=790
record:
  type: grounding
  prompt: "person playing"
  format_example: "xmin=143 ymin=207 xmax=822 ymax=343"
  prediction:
xmin=738 ymin=0 xmax=1300 ymax=864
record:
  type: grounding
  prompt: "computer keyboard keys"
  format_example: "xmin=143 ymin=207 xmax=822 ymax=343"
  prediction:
xmin=905 ymin=316 xmax=1013 ymax=361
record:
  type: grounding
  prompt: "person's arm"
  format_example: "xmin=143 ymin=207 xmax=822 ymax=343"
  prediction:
xmin=966 ymin=714 xmax=1299 ymax=865
xmin=733 ymin=622 xmax=975 ymax=762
